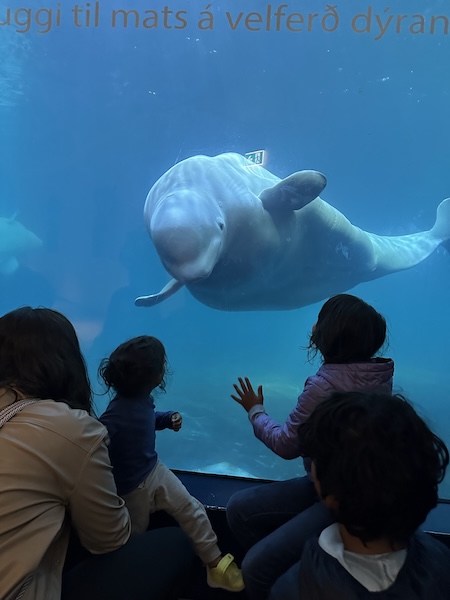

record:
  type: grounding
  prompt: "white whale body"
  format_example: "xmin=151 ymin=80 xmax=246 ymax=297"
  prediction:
xmin=135 ymin=153 xmax=450 ymax=311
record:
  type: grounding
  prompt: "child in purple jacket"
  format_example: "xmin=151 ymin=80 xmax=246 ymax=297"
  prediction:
xmin=99 ymin=336 xmax=244 ymax=592
xmin=227 ymin=294 xmax=394 ymax=599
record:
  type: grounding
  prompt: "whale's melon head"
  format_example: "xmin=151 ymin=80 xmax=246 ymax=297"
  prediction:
xmin=149 ymin=190 xmax=225 ymax=283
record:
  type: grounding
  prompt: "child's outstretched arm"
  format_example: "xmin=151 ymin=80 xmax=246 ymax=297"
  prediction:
xmin=155 ymin=411 xmax=179 ymax=430
xmin=232 ymin=376 xmax=330 ymax=460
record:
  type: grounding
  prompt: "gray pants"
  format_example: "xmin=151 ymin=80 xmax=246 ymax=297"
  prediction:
xmin=123 ymin=460 xmax=221 ymax=564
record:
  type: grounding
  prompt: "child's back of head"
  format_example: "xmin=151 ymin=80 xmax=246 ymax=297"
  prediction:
xmin=299 ymin=391 xmax=449 ymax=547
xmin=99 ymin=335 xmax=168 ymax=397
xmin=309 ymin=294 xmax=387 ymax=363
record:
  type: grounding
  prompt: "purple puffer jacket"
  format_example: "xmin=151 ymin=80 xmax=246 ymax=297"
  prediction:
xmin=250 ymin=358 xmax=394 ymax=462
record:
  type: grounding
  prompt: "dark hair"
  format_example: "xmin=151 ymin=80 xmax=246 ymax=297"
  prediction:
xmin=308 ymin=294 xmax=386 ymax=363
xmin=299 ymin=391 xmax=449 ymax=546
xmin=0 ymin=306 xmax=92 ymax=412
xmin=99 ymin=335 xmax=168 ymax=397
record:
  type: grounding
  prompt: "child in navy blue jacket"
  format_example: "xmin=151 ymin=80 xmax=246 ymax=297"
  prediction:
xmin=99 ymin=335 xmax=244 ymax=592
xmin=269 ymin=391 xmax=450 ymax=600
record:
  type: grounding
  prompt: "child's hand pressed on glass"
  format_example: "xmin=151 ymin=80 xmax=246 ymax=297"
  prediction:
xmin=232 ymin=377 xmax=264 ymax=412
xmin=171 ymin=412 xmax=183 ymax=431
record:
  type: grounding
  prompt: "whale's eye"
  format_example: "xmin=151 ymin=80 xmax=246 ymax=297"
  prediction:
xmin=217 ymin=220 xmax=225 ymax=231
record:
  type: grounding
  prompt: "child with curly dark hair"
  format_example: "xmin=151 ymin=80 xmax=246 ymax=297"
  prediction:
xmin=269 ymin=391 xmax=450 ymax=599
xmin=99 ymin=335 xmax=244 ymax=593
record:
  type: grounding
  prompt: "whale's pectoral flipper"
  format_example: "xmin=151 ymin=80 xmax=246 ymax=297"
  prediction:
xmin=260 ymin=170 xmax=327 ymax=213
xmin=135 ymin=279 xmax=184 ymax=307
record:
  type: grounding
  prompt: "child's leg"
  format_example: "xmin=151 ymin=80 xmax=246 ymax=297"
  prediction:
xmin=152 ymin=461 xmax=221 ymax=564
xmin=242 ymin=499 xmax=333 ymax=599
xmin=122 ymin=470 xmax=159 ymax=534
xmin=227 ymin=476 xmax=319 ymax=552
xmin=151 ymin=462 xmax=244 ymax=592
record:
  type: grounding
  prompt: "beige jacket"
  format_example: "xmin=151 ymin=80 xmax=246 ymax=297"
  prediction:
xmin=0 ymin=398 xmax=131 ymax=600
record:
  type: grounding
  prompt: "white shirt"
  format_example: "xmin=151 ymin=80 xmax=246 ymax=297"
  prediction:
xmin=319 ymin=523 xmax=407 ymax=592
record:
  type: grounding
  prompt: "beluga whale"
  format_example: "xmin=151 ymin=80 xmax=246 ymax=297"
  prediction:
xmin=135 ymin=152 xmax=450 ymax=311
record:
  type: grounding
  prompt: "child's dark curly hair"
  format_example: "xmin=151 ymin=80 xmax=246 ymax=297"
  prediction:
xmin=99 ymin=335 xmax=168 ymax=397
xmin=308 ymin=294 xmax=387 ymax=363
xmin=299 ymin=391 xmax=449 ymax=547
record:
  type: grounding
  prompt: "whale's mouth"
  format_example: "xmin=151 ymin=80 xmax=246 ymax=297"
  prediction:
xmin=161 ymin=235 xmax=222 ymax=284
xmin=179 ymin=272 xmax=210 ymax=284
xmin=169 ymin=266 xmax=212 ymax=284
xmin=164 ymin=251 xmax=216 ymax=284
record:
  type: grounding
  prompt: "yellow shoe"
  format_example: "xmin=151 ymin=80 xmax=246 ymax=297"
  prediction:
xmin=207 ymin=553 xmax=245 ymax=592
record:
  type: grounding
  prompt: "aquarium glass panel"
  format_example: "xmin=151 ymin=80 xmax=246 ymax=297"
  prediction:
xmin=1 ymin=0 xmax=449 ymax=496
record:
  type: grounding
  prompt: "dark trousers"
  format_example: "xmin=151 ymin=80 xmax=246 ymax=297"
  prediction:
xmin=227 ymin=476 xmax=334 ymax=600
xmin=62 ymin=527 xmax=194 ymax=600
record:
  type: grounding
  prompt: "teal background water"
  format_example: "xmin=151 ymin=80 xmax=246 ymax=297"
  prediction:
xmin=1 ymin=0 xmax=449 ymax=495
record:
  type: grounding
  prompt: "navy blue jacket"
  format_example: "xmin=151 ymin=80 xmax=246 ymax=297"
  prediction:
xmin=269 ymin=532 xmax=450 ymax=600
xmin=100 ymin=394 xmax=175 ymax=496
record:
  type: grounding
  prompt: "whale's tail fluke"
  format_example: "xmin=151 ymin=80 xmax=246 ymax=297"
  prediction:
xmin=431 ymin=197 xmax=450 ymax=244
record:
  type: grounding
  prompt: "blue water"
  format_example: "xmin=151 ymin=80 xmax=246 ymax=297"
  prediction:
xmin=1 ymin=0 xmax=449 ymax=496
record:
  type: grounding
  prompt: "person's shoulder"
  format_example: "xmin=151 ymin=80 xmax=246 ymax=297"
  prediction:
xmin=412 ymin=531 xmax=450 ymax=558
xmin=316 ymin=359 xmax=394 ymax=386
xmin=319 ymin=358 xmax=393 ymax=374
xmin=403 ymin=532 xmax=450 ymax=592
xmin=21 ymin=400 xmax=107 ymax=453
xmin=304 ymin=366 xmax=336 ymax=394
